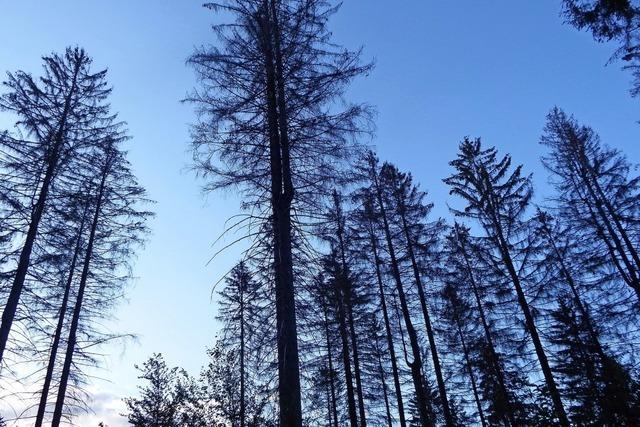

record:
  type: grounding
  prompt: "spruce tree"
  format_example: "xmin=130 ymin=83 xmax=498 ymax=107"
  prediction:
xmin=541 ymin=107 xmax=640 ymax=301
xmin=186 ymin=2 xmax=371 ymax=423
xmin=0 ymin=48 xmax=108 ymax=365
xmin=444 ymin=138 xmax=570 ymax=426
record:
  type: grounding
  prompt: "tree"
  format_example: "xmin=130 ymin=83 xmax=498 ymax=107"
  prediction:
xmin=50 ymin=132 xmax=151 ymax=426
xmin=444 ymin=224 xmax=521 ymax=426
xmin=444 ymin=138 xmax=570 ymax=426
xmin=33 ymin=196 xmax=91 ymax=427
xmin=200 ymin=341 xmax=276 ymax=426
xmin=215 ymin=261 xmax=275 ymax=427
xmin=541 ymin=107 xmax=640 ymax=301
xmin=562 ymin=0 xmax=640 ymax=96
xmin=358 ymin=152 xmax=434 ymax=426
xmin=124 ymin=353 xmax=201 ymax=427
xmin=379 ymin=162 xmax=454 ymax=427
xmin=353 ymin=191 xmax=407 ymax=427
xmin=440 ymin=282 xmax=488 ymax=427
xmin=0 ymin=47 xmax=104 ymax=366
xmin=186 ymin=2 xmax=371 ymax=424
xmin=218 ymin=262 xmax=253 ymax=427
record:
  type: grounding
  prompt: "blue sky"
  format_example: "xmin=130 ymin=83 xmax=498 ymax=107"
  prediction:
xmin=1 ymin=0 xmax=638 ymax=424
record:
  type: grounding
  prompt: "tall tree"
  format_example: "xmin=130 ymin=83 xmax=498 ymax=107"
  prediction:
xmin=444 ymin=224 xmax=519 ymax=426
xmin=186 ymin=2 xmax=371 ymax=423
xmin=440 ymin=282 xmax=488 ymax=427
xmin=380 ymin=163 xmax=454 ymax=427
xmin=354 ymin=192 xmax=408 ymax=427
xmin=359 ymin=151 xmax=433 ymax=426
xmin=0 ymin=48 xmax=103 ymax=365
xmin=541 ymin=107 xmax=640 ymax=300
xmin=50 ymin=131 xmax=150 ymax=426
xmin=444 ymin=138 xmax=570 ymax=426
xmin=325 ymin=191 xmax=368 ymax=426
xmin=534 ymin=209 xmax=640 ymax=425
xmin=33 ymin=196 xmax=91 ymax=427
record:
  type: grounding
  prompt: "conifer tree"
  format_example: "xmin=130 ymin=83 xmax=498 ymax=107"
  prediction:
xmin=541 ymin=107 xmax=640 ymax=301
xmin=444 ymin=224 xmax=524 ymax=426
xmin=380 ymin=162 xmax=454 ymax=427
xmin=358 ymin=151 xmax=433 ymax=426
xmin=353 ymin=191 xmax=408 ymax=427
xmin=124 ymin=353 xmax=204 ymax=427
xmin=440 ymin=282 xmax=488 ymax=427
xmin=0 ymin=48 xmax=109 ymax=365
xmin=562 ymin=0 xmax=640 ymax=96
xmin=50 ymin=133 xmax=150 ymax=426
xmin=444 ymin=138 xmax=570 ymax=426
xmin=187 ymin=2 xmax=371 ymax=423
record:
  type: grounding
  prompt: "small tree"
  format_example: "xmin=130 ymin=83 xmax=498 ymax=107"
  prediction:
xmin=124 ymin=354 xmax=202 ymax=427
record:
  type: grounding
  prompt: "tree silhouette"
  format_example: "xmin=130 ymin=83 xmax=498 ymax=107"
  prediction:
xmin=186 ymin=2 xmax=371 ymax=423
xmin=445 ymin=138 xmax=570 ymax=426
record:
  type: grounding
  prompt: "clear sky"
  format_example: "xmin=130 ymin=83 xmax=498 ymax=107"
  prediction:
xmin=0 ymin=1 xmax=638 ymax=425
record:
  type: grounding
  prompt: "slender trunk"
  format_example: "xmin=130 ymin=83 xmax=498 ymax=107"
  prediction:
xmin=335 ymin=281 xmax=359 ymax=427
xmin=51 ymin=165 xmax=108 ymax=427
xmin=456 ymin=229 xmax=517 ymax=426
xmin=326 ymin=382 xmax=333 ymax=427
xmin=258 ymin=4 xmax=302 ymax=426
xmin=376 ymin=348 xmax=394 ymax=427
xmin=0 ymin=63 xmax=81 ymax=365
xmin=333 ymin=193 xmax=366 ymax=427
xmin=367 ymin=205 xmax=407 ymax=427
xmin=453 ymin=311 xmax=487 ymax=427
xmin=371 ymin=170 xmax=432 ymax=427
xmin=578 ymin=149 xmax=640 ymax=272
xmin=395 ymin=195 xmax=453 ymax=427
xmin=586 ymin=178 xmax=640 ymax=288
xmin=323 ymin=307 xmax=340 ymax=427
xmin=496 ymin=233 xmax=569 ymax=427
xmin=34 ymin=204 xmax=89 ymax=427
xmin=346 ymin=300 xmax=367 ymax=427
xmin=239 ymin=279 xmax=246 ymax=427
xmin=481 ymin=173 xmax=568 ymax=426
xmin=569 ymin=159 xmax=640 ymax=295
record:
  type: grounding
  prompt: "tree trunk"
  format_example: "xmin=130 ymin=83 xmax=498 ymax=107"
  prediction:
xmin=396 ymin=196 xmax=453 ymax=427
xmin=578 ymin=148 xmax=640 ymax=272
xmin=333 ymin=193 xmax=367 ymax=427
xmin=371 ymin=170 xmax=432 ymax=427
xmin=51 ymin=161 xmax=108 ymax=427
xmin=34 ymin=204 xmax=88 ymax=427
xmin=376 ymin=348 xmax=394 ymax=427
xmin=367 ymin=205 xmax=407 ymax=427
xmin=258 ymin=3 xmax=303 ymax=425
xmin=335 ymin=279 xmax=359 ymax=427
xmin=239 ymin=277 xmax=246 ymax=427
xmin=496 ymin=232 xmax=569 ymax=427
xmin=453 ymin=309 xmax=487 ymax=427
xmin=323 ymin=307 xmax=340 ymax=427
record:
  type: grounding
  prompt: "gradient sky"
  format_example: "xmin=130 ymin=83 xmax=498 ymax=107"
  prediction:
xmin=1 ymin=1 xmax=638 ymax=425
